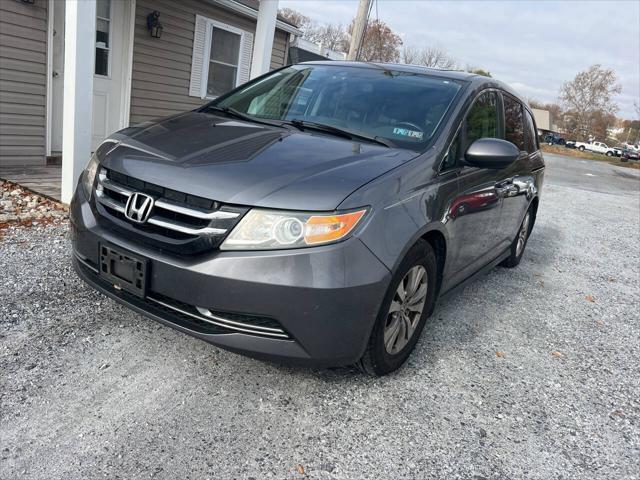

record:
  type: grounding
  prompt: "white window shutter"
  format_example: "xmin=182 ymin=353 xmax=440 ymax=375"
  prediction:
xmin=238 ymin=32 xmax=254 ymax=85
xmin=189 ymin=15 xmax=209 ymax=98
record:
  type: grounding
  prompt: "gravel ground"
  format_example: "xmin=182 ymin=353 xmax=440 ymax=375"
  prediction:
xmin=0 ymin=180 xmax=68 ymax=226
xmin=1 ymin=156 xmax=639 ymax=479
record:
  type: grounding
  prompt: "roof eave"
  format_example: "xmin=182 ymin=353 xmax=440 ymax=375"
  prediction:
xmin=208 ymin=0 xmax=303 ymax=35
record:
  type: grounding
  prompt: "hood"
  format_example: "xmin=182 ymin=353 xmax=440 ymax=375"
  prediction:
xmin=101 ymin=112 xmax=418 ymax=211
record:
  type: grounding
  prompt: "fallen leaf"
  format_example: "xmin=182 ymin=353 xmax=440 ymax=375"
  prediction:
xmin=296 ymin=464 xmax=305 ymax=475
xmin=585 ymin=295 xmax=595 ymax=302
xmin=596 ymin=320 xmax=604 ymax=327
xmin=608 ymin=277 xmax=616 ymax=282
xmin=552 ymin=351 xmax=563 ymax=358
xmin=496 ymin=351 xmax=506 ymax=358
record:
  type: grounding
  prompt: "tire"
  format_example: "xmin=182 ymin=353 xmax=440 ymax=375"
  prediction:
xmin=578 ymin=145 xmax=585 ymax=151
xmin=501 ymin=207 xmax=533 ymax=268
xmin=357 ymin=239 xmax=438 ymax=376
xmin=606 ymin=151 xmax=613 ymax=157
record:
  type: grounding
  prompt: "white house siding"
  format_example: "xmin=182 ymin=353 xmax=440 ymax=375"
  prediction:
xmin=0 ymin=0 xmax=48 ymax=166
xmin=129 ymin=0 xmax=290 ymax=125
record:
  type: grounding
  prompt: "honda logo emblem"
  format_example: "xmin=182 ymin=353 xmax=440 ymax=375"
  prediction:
xmin=124 ymin=192 xmax=154 ymax=223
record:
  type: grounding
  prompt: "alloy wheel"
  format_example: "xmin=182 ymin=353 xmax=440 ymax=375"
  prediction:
xmin=383 ymin=265 xmax=428 ymax=355
xmin=516 ymin=212 xmax=530 ymax=256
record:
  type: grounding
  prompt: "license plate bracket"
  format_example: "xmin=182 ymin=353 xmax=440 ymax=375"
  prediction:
xmin=99 ymin=244 xmax=148 ymax=298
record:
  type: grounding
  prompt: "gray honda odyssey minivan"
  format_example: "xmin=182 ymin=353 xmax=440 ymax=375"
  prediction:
xmin=71 ymin=62 xmax=544 ymax=375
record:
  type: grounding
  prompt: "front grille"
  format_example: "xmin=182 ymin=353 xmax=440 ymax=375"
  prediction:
xmin=75 ymin=254 xmax=291 ymax=340
xmin=93 ymin=168 xmax=247 ymax=254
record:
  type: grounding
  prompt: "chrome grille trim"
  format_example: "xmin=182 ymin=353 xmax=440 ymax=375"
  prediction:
xmin=195 ymin=307 xmax=284 ymax=333
xmin=146 ymin=217 xmax=226 ymax=236
xmin=95 ymin=168 xmax=234 ymax=237
xmin=95 ymin=188 xmax=125 ymax=213
xmin=153 ymin=198 xmax=239 ymax=220
xmin=146 ymin=296 xmax=290 ymax=339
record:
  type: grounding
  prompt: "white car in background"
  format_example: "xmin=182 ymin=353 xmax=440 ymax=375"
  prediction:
xmin=567 ymin=140 xmax=620 ymax=156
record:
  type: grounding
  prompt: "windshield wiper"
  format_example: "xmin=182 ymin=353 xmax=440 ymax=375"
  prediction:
xmin=286 ymin=119 xmax=396 ymax=148
xmin=204 ymin=106 xmax=286 ymax=128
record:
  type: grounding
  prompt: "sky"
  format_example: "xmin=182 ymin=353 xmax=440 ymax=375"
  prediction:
xmin=280 ymin=0 xmax=640 ymax=119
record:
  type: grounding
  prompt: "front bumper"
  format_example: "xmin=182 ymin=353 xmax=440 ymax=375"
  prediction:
xmin=70 ymin=183 xmax=391 ymax=367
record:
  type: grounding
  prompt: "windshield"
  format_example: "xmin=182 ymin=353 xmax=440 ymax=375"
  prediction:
xmin=213 ymin=64 xmax=463 ymax=150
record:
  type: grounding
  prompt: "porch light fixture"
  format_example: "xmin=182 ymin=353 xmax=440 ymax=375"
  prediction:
xmin=146 ymin=11 xmax=163 ymax=39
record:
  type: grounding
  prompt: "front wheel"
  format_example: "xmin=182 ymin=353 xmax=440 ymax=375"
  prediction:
xmin=357 ymin=240 xmax=437 ymax=376
xmin=501 ymin=208 xmax=533 ymax=268
xmin=578 ymin=145 xmax=585 ymax=151
xmin=606 ymin=151 xmax=613 ymax=157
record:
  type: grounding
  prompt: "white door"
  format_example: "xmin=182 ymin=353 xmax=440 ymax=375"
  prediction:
xmin=92 ymin=0 xmax=127 ymax=150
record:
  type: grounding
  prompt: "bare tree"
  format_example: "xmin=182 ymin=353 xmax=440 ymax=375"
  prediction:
xmin=279 ymin=8 xmax=348 ymax=53
xmin=560 ymin=64 xmax=621 ymax=140
xmin=306 ymin=23 xmax=349 ymax=52
xmin=278 ymin=8 xmax=312 ymax=29
xmin=401 ymin=46 xmax=457 ymax=69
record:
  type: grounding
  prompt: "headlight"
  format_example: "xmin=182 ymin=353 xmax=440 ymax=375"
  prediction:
xmin=82 ymin=152 xmax=100 ymax=200
xmin=220 ymin=208 xmax=367 ymax=250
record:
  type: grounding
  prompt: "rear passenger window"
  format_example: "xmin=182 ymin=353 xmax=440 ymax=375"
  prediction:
xmin=524 ymin=110 xmax=538 ymax=153
xmin=503 ymin=95 xmax=525 ymax=151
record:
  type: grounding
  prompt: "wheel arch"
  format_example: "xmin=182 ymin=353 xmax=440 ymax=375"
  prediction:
xmin=529 ymin=195 xmax=540 ymax=227
xmin=421 ymin=229 xmax=447 ymax=297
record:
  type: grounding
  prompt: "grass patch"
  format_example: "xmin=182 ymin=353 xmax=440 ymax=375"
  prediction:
xmin=541 ymin=144 xmax=640 ymax=170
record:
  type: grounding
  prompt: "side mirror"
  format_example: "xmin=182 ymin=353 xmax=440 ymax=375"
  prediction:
xmin=465 ymin=138 xmax=520 ymax=169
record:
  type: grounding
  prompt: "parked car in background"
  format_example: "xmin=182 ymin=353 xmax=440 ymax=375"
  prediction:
xmin=70 ymin=62 xmax=544 ymax=375
xmin=544 ymin=133 xmax=565 ymax=145
xmin=611 ymin=146 xmax=623 ymax=157
xmin=622 ymin=148 xmax=640 ymax=161
xmin=566 ymin=140 xmax=618 ymax=156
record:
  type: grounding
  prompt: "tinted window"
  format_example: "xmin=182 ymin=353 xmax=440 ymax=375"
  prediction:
xmin=441 ymin=91 xmax=498 ymax=171
xmin=215 ymin=65 xmax=463 ymax=151
xmin=441 ymin=131 xmax=461 ymax=170
xmin=524 ymin=109 xmax=538 ymax=153
xmin=504 ymin=95 xmax=524 ymax=151
xmin=463 ymin=91 xmax=499 ymax=152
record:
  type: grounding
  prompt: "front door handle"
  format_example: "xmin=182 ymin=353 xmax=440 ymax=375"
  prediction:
xmin=495 ymin=179 xmax=519 ymax=197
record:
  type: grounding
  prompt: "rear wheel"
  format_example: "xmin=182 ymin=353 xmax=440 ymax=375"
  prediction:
xmin=501 ymin=208 xmax=532 ymax=268
xmin=578 ymin=145 xmax=585 ymax=151
xmin=606 ymin=151 xmax=613 ymax=157
xmin=357 ymin=240 xmax=437 ymax=376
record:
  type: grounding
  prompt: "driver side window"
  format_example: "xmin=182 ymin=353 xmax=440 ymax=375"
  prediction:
xmin=463 ymin=91 xmax=499 ymax=152
xmin=441 ymin=91 xmax=499 ymax=171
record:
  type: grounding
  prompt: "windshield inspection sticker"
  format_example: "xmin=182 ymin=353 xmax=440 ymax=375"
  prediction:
xmin=393 ymin=127 xmax=423 ymax=140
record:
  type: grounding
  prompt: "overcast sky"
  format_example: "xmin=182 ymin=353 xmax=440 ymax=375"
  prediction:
xmin=280 ymin=0 xmax=640 ymax=119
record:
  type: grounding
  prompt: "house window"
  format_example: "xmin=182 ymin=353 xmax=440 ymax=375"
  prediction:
xmin=207 ymin=27 xmax=242 ymax=97
xmin=95 ymin=0 xmax=111 ymax=76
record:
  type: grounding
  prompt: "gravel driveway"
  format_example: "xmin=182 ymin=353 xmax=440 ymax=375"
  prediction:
xmin=1 ymin=154 xmax=639 ymax=479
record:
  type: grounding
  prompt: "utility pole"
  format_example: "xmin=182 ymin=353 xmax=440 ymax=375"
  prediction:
xmin=347 ymin=0 xmax=371 ymax=61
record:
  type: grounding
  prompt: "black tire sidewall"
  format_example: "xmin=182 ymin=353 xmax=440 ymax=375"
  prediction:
xmin=364 ymin=240 xmax=437 ymax=375
xmin=502 ymin=207 xmax=533 ymax=268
